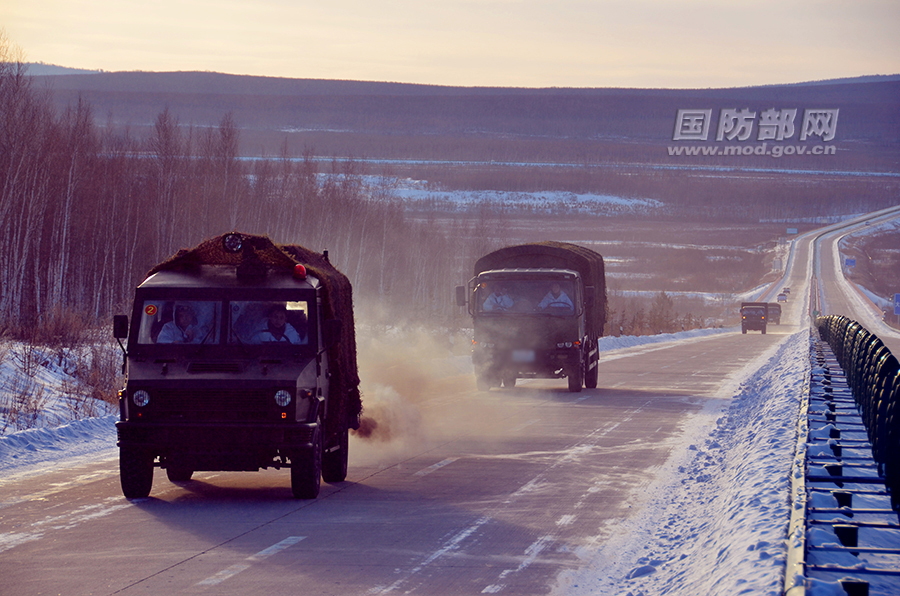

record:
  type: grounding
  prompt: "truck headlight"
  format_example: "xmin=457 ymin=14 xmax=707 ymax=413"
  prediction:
xmin=274 ymin=390 xmax=292 ymax=407
xmin=132 ymin=390 xmax=150 ymax=407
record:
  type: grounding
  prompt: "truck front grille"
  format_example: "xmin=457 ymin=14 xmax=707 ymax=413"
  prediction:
xmin=152 ymin=388 xmax=274 ymax=422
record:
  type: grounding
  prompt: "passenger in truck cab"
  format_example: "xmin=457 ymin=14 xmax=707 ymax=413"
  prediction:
xmin=252 ymin=303 xmax=305 ymax=344
xmin=156 ymin=303 xmax=200 ymax=343
xmin=483 ymin=284 xmax=514 ymax=312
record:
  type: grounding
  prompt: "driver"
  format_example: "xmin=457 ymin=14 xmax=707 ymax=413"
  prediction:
xmin=252 ymin=304 xmax=304 ymax=344
xmin=538 ymin=282 xmax=573 ymax=311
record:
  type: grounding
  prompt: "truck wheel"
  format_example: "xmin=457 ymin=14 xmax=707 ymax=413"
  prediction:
xmin=502 ymin=375 xmax=516 ymax=388
xmin=568 ymin=364 xmax=583 ymax=393
xmin=120 ymin=447 xmax=154 ymax=499
xmin=762 ymin=328 xmax=766 ymax=335
xmin=584 ymin=347 xmax=599 ymax=389
xmin=292 ymin=422 xmax=323 ymax=499
xmin=166 ymin=461 xmax=194 ymax=483
xmin=742 ymin=328 xmax=747 ymax=334
xmin=322 ymin=424 xmax=349 ymax=483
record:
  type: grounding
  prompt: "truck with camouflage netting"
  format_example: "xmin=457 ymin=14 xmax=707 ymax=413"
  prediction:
xmin=113 ymin=232 xmax=361 ymax=499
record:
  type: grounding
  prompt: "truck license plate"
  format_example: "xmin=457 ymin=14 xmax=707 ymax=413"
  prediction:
xmin=512 ymin=350 xmax=535 ymax=363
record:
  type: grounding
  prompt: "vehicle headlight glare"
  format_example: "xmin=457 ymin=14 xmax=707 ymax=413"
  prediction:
xmin=274 ymin=390 xmax=292 ymax=407
xmin=132 ymin=390 xmax=150 ymax=407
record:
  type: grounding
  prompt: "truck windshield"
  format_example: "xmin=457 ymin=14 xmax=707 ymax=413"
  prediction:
xmin=135 ymin=299 xmax=310 ymax=346
xmin=477 ymin=280 xmax=576 ymax=315
xmin=229 ymin=301 xmax=310 ymax=345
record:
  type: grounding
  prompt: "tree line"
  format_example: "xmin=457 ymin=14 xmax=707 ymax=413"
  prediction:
xmin=1 ymin=53 xmax=511 ymax=338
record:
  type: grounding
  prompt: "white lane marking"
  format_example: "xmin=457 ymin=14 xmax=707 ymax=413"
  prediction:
xmin=197 ymin=536 xmax=306 ymax=586
xmin=413 ymin=457 xmax=459 ymax=477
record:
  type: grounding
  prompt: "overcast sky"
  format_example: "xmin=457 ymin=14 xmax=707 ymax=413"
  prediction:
xmin=3 ymin=0 xmax=899 ymax=88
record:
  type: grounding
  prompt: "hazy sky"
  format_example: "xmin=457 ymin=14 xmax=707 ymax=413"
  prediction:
xmin=3 ymin=0 xmax=899 ymax=88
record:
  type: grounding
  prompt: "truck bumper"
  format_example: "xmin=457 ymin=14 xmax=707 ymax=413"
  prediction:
xmin=474 ymin=347 xmax=580 ymax=378
xmin=116 ymin=421 xmax=317 ymax=471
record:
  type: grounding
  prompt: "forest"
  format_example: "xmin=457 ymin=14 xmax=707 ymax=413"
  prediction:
xmin=1 ymin=59 xmax=499 ymax=341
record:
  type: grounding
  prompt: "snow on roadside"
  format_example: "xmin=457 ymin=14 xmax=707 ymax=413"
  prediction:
xmin=0 ymin=414 xmax=118 ymax=475
xmin=556 ymin=330 xmax=808 ymax=595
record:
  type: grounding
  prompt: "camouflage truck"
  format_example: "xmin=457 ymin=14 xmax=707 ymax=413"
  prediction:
xmin=457 ymin=242 xmax=607 ymax=392
xmin=741 ymin=301 xmax=768 ymax=334
xmin=113 ymin=233 xmax=361 ymax=499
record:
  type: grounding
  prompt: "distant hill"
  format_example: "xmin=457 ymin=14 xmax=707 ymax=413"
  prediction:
xmin=32 ymin=69 xmax=900 ymax=169
xmin=25 ymin=63 xmax=102 ymax=76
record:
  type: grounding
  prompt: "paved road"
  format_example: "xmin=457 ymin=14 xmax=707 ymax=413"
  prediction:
xmin=1 ymin=210 xmax=896 ymax=595
xmin=0 ymin=332 xmax=792 ymax=595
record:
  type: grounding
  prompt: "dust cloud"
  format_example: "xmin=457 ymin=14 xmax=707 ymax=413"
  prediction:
xmin=349 ymin=322 xmax=530 ymax=464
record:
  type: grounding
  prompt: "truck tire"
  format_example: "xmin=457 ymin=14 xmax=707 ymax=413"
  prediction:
xmin=292 ymin=422 xmax=323 ymax=499
xmin=762 ymin=328 xmax=766 ymax=335
xmin=584 ymin=346 xmax=599 ymax=389
xmin=166 ymin=461 xmax=194 ymax=482
xmin=120 ymin=447 xmax=154 ymax=499
xmin=502 ymin=374 xmax=516 ymax=389
xmin=568 ymin=364 xmax=583 ymax=393
xmin=322 ymin=424 xmax=349 ymax=483
xmin=742 ymin=327 xmax=747 ymax=334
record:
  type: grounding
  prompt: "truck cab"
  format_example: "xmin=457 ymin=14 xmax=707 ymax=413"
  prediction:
xmin=467 ymin=269 xmax=587 ymax=391
xmin=114 ymin=233 xmax=358 ymax=500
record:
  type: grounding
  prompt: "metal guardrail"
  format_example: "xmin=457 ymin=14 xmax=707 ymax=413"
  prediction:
xmin=786 ymin=320 xmax=900 ymax=595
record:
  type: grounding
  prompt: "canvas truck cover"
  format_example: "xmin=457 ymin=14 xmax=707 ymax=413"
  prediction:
xmin=473 ymin=241 xmax=607 ymax=337
xmin=146 ymin=232 xmax=362 ymax=433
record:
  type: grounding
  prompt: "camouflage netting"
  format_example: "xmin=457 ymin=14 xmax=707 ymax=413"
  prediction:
xmin=473 ymin=241 xmax=607 ymax=338
xmin=148 ymin=233 xmax=362 ymax=435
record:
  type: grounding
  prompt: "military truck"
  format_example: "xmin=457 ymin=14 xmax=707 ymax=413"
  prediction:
xmin=767 ymin=302 xmax=782 ymax=325
xmin=456 ymin=242 xmax=606 ymax=392
xmin=741 ymin=301 xmax=768 ymax=334
xmin=113 ymin=233 xmax=361 ymax=499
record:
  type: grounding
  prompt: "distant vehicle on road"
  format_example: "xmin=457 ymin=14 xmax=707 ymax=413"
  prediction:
xmin=741 ymin=302 xmax=768 ymax=334
xmin=783 ymin=287 xmax=791 ymax=294
xmin=767 ymin=303 xmax=782 ymax=325
xmin=777 ymin=293 xmax=788 ymax=303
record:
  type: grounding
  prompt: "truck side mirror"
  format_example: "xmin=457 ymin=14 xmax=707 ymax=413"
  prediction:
xmin=455 ymin=286 xmax=467 ymax=307
xmin=324 ymin=319 xmax=342 ymax=348
xmin=113 ymin=315 xmax=129 ymax=339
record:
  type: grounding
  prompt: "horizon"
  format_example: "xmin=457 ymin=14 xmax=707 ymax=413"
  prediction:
xmin=22 ymin=62 xmax=900 ymax=92
xmin=3 ymin=2 xmax=900 ymax=89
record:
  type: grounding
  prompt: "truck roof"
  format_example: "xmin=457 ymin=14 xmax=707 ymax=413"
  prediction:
xmin=476 ymin=268 xmax=580 ymax=280
xmin=139 ymin=265 xmax=321 ymax=290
